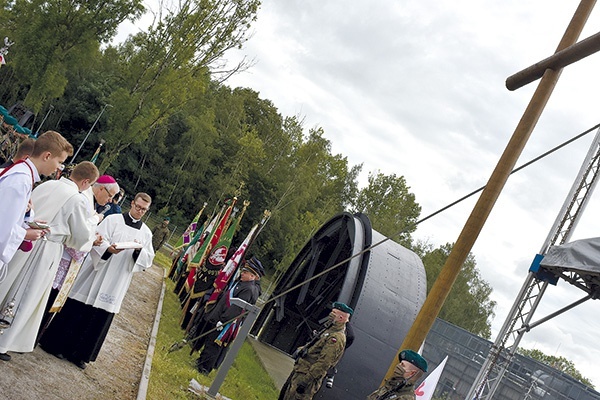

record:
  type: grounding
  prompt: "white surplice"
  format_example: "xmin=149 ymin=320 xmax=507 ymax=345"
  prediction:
xmin=0 ymin=159 xmax=40 ymax=273
xmin=68 ymin=213 xmax=154 ymax=314
xmin=0 ymin=177 xmax=97 ymax=353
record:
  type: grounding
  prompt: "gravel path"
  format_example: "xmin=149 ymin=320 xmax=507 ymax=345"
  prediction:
xmin=0 ymin=263 xmax=164 ymax=400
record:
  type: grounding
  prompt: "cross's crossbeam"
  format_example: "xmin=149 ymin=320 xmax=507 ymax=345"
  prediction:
xmin=507 ymin=30 xmax=600 ymax=91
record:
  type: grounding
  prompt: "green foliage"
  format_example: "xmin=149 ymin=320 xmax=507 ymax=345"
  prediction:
xmin=519 ymin=348 xmax=594 ymax=389
xmin=148 ymin=255 xmax=279 ymax=399
xmin=413 ymin=242 xmax=496 ymax=338
xmin=97 ymin=0 xmax=260 ymax=170
xmin=351 ymin=171 xmax=420 ymax=247
xmin=0 ymin=0 xmax=144 ymax=111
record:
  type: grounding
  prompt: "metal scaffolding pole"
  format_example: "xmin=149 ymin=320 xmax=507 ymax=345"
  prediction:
xmin=466 ymin=127 xmax=600 ymax=399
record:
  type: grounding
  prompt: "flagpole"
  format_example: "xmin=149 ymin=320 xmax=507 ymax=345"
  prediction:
xmin=71 ymin=104 xmax=112 ymax=164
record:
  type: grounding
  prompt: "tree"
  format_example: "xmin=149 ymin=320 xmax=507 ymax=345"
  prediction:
xmin=519 ymin=348 xmax=594 ymax=388
xmin=351 ymin=171 xmax=420 ymax=247
xmin=97 ymin=0 xmax=260 ymax=171
xmin=0 ymin=0 xmax=144 ymax=112
xmin=265 ymin=126 xmax=359 ymax=269
xmin=414 ymin=242 xmax=496 ymax=339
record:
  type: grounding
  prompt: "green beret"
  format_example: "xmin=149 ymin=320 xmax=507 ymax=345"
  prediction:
xmin=332 ymin=302 xmax=353 ymax=315
xmin=399 ymin=349 xmax=428 ymax=372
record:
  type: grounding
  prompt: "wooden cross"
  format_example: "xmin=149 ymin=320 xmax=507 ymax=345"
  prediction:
xmin=382 ymin=0 xmax=598 ymax=384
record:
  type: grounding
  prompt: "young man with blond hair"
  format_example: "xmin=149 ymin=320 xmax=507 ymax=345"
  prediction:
xmin=0 ymin=161 xmax=99 ymax=361
xmin=0 ymin=131 xmax=72 ymax=283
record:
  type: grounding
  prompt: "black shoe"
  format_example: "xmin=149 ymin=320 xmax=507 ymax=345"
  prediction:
xmin=0 ymin=353 xmax=10 ymax=361
xmin=73 ymin=360 xmax=87 ymax=370
xmin=195 ymin=363 xmax=209 ymax=375
xmin=54 ymin=353 xmax=66 ymax=360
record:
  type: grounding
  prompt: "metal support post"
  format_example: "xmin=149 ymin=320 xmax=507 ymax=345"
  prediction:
xmin=204 ymin=298 xmax=260 ymax=399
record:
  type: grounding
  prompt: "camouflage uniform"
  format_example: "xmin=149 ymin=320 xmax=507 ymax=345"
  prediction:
xmin=366 ymin=379 xmax=415 ymax=400
xmin=151 ymin=224 xmax=169 ymax=250
xmin=281 ymin=322 xmax=347 ymax=400
xmin=366 ymin=362 xmax=416 ymax=400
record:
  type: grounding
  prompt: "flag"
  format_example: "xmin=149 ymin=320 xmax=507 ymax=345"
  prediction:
xmin=189 ymin=199 xmax=235 ymax=267
xmin=205 ymin=208 xmax=269 ymax=307
xmin=173 ymin=203 xmax=207 ymax=251
xmin=189 ymin=200 xmax=246 ymax=299
xmin=206 ymin=201 xmax=247 ymax=268
xmin=182 ymin=211 xmax=223 ymax=291
xmin=415 ymin=356 xmax=448 ymax=400
xmin=185 ymin=199 xmax=236 ymax=291
xmin=172 ymin=219 xmax=206 ymax=278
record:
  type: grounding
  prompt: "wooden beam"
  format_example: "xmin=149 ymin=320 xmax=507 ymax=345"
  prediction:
xmin=507 ymin=30 xmax=600 ymax=91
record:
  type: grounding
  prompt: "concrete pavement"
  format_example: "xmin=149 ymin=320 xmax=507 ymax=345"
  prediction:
xmin=248 ymin=336 xmax=294 ymax=391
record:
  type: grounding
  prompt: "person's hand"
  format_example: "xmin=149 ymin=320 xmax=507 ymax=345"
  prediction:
xmin=216 ymin=321 xmax=224 ymax=331
xmin=107 ymin=244 xmax=124 ymax=254
xmin=24 ymin=228 xmax=44 ymax=241
xmin=292 ymin=347 xmax=302 ymax=360
xmin=93 ymin=234 xmax=103 ymax=246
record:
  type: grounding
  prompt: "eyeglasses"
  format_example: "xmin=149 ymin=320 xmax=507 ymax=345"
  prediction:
xmin=132 ymin=203 xmax=149 ymax=212
xmin=103 ymin=186 xmax=117 ymax=200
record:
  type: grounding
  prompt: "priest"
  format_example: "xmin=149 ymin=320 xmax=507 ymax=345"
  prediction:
xmin=0 ymin=161 xmax=100 ymax=361
xmin=39 ymin=192 xmax=155 ymax=369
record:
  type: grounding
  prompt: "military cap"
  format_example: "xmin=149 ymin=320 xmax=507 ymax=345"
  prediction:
xmin=399 ymin=349 xmax=428 ymax=372
xmin=244 ymin=256 xmax=264 ymax=277
xmin=332 ymin=301 xmax=353 ymax=315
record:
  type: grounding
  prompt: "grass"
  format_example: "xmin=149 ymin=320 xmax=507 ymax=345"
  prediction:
xmin=147 ymin=251 xmax=280 ymax=399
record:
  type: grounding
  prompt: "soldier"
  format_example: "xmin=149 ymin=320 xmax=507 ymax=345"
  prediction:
xmin=151 ymin=217 xmax=170 ymax=251
xmin=279 ymin=302 xmax=353 ymax=400
xmin=366 ymin=349 xmax=428 ymax=400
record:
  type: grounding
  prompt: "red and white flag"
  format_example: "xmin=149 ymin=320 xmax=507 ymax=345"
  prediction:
xmin=205 ymin=223 xmax=259 ymax=306
xmin=415 ymin=356 xmax=448 ymax=400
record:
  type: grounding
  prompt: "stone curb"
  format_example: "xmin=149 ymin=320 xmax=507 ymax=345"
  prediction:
xmin=136 ymin=265 xmax=167 ymax=400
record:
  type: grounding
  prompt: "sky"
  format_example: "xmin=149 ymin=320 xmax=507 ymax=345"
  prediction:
xmin=120 ymin=0 xmax=600 ymax=388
